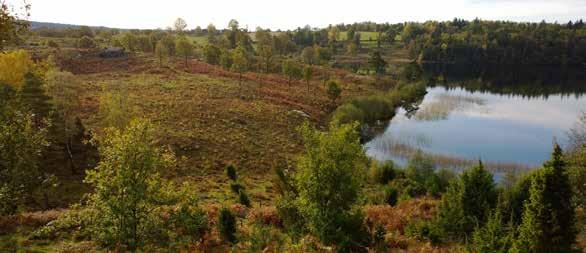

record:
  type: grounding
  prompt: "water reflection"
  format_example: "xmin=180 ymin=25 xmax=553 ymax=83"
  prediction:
xmin=412 ymin=94 xmax=487 ymax=121
xmin=365 ymin=80 xmax=586 ymax=171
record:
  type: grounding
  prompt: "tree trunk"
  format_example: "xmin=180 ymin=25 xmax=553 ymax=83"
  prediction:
xmin=43 ymin=191 xmax=50 ymax=210
xmin=239 ymin=72 xmax=242 ymax=96
xmin=66 ymin=137 xmax=76 ymax=175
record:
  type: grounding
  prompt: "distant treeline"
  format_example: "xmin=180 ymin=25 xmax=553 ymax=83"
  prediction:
xmin=402 ymin=18 xmax=586 ymax=66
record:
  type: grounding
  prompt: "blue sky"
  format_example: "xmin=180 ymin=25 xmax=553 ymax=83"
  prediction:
xmin=7 ymin=0 xmax=586 ymax=30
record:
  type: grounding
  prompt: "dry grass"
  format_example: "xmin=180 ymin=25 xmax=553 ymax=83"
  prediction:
xmin=0 ymin=209 xmax=65 ymax=234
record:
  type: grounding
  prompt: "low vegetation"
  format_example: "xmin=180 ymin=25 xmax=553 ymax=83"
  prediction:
xmin=1 ymin=3 xmax=585 ymax=252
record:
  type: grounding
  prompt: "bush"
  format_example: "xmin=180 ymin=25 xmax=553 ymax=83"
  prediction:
xmin=238 ymin=190 xmax=251 ymax=207
xmin=331 ymin=103 xmax=364 ymax=125
xmin=370 ymin=160 xmax=397 ymax=185
xmin=77 ymin=36 xmax=95 ymax=48
xmin=218 ymin=207 xmax=237 ymax=244
xmin=404 ymin=219 xmax=442 ymax=244
xmin=226 ymin=164 xmax=237 ymax=181
xmin=168 ymin=200 xmax=208 ymax=249
xmin=243 ymin=222 xmax=287 ymax=252
xmin=293 ymin=122 xmax=369 ymax=251
xmin=46 ymin=39 xmax=59 ymax=48
xmin=383 ymin=186 xmax=398 ymax=206
xmin=471 ymin=209 xmax=514 ymax=253
xmin=434 ymin=162 xmax=497 ymax=241
xmin=405 ymin=151 xmax=435 ymax=184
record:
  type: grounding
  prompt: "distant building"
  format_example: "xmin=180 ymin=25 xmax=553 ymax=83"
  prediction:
xmin=99 ymin=47 xmax=125 ymax=58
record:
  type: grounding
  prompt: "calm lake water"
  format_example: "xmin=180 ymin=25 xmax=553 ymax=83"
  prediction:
xmin=364 ymin=65 xmax=586 ymax=174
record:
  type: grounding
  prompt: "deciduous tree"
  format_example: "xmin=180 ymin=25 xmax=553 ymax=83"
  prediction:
xmin=85 ymin=119 xmax=178 ymax=251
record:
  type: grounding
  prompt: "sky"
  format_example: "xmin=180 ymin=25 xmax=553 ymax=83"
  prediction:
xmin=7 ymin=0 xmax=586 ymax=30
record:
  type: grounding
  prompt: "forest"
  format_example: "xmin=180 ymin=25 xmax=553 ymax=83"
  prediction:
xmin=1 ymin=1 xmax=585 ymax=252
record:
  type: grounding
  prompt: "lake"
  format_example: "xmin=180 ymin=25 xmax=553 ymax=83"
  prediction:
xmin=364 ymin=65 xmax=586 ymax=176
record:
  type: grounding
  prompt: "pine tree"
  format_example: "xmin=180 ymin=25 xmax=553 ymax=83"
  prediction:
xmin=471 ymin=207 xmax=514 ymax=253
xmin=435 ymin=161 xmax=497 ymax=240
xmin=512 ymin=144 xmax=576 ymax=253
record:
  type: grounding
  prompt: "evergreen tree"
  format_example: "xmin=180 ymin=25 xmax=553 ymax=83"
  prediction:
xmin=435 ymin=161 xmax=497 ymax=240
xmin=512 ymin=144 xmax=575 ymax=253
xmin=471 ymin=208 xmax=514 ymax=253
xmin=368 ymin=50 xmax=387 ymax=75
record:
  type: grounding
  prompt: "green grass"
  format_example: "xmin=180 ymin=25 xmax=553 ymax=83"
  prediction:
xmin=187 ymin=35 xmax=209 ymax=45
xmin=339 ymin=31 xmax=380 ymax=41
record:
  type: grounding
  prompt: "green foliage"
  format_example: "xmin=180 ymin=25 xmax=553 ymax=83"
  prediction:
xmin=77 ymin=36 xmax=95 ymax=48
xmin=218 ymin=207 xmax=238 ymax=244
xmin=175 ymin=36 xmax=194 ymax=65
xmin=383 ymin=185 xmax=398 ymax=206
xmin=370 ymin=160 xmax=397 ymax=185
xmin=282 ymin=59 xmax=302 ymax=86
xmin=226 ymin=164 xmax=238 ymax=181
xmin=404 ymin=219 xmax=442 ymax=244
xmin=331 ymin=103 xmax=365 ymax=125
xmin=499 ymin=172 xmax=533 ymax=226
xmin=85 ymin=119 xmax=178 ymax=251
xmin=470 ymin=208 xmax=514 ymax=253
xmin=220 ymin=48 xmax=233 ymax=69
xmin=155 ymin=40 xmax=168 ymax=67
xmin=20 ymin=72 xmax=52 ymax=122
xmin=203 ymin=44 xmax=221 ymax=65
xmin=403 ymin=19 xmax=586 ymax=66
xmin=405 ymin=151 xmax=435 ymax=184
xmin=238 ymin=190 xmax=251 ymax=207
xmin=0 ymin=2 xmax=29 ymax=50
xmin=326 ymin=80 xmax=341 ymax=104
xmin=302 ymin=46 xmax=315 ymax=65
xmin=243 ymin=222 xmax=287 ymax=252
xmin=511 ymin=144 xmax=576 ymax=253
xmin=331 ymin=83 xmax=426 ymax=126
xmin=167 ymin=196 xmax=208 ymax=249
xmin=0 ymin=105 xmax=48 ymax=215
xmin=368 ymin=50 xmax=387 ymax=75
xmin=292 ymin=122 xmax=369 ymax=251
xmin=434 ymin=162 xmax=497 ymax=241
xmin=98 ymin=89 xmax=134 ymax=129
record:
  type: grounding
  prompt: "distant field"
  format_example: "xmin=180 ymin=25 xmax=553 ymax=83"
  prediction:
xmin=340 ymin=31 xmax=380 ymax=41
xmin=187 ymin=35 xmax=209 ymax=45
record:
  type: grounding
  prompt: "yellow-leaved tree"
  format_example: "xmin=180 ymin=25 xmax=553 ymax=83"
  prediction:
xmin=0 ymin=50 xmax=35 ymax=89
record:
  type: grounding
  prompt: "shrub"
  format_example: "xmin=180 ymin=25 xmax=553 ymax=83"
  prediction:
xmin=326 ymin=80 xmax=342 ymax=104
xmin=46 ymin=39 xmax=59 ymax=48
xmin=238 ymin=190 xmax=251 ymax=207
xmin=77 ymin=36 xmax=95 ymax=48
xmin=226 ymin=164 xmax=237 ymax=181
xmin=331 ymin=103 xmax=364 ymax=125
xmin=405 ymin=151 xmax=435 ymax=184
xmin=471 ymin=209 xmax=514 ymax=253
xmin=167 ymin=199 xmax=208 ymax=249
xmin=370 ymin=160 xmax=397 ymax=185
xmin=434 ymin=162 xmax=497 ymax=241
xmin=383 ymin=186 xmax=399 ymax=206
xmin=243 ymin=222 xmax=287 ymax=252
xmin=292 ymin=122 xmax=369 ymax=251
xmin=404 ymin=219 xmax=442 ymax=244
xmin=218 ymin=207 xmax=237 ymax=244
